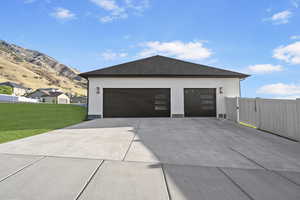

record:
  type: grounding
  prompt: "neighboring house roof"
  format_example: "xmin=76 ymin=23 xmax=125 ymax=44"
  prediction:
xmin=0 ymin=81 xmax=28 ymax=89
xmin=80 ymin=55 xmax=249 ymax=78
xmin=38 ymin=88 xmax=60 ymax=91
xmin=41 ymin=92 xmax=65 ymax=97
xmin=27 ymin=89 xmax=47 ymax=96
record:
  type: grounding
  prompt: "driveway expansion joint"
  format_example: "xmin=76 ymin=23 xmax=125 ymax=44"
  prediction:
xmin=75 ymin=160 xmax=104 ymax=200
xmin=0 ymin=156 xmax=46 ymax=183
xmin=217 ymin=167 xmax=255 ymax=200
xmin=229 ymin=147 xmax=300 ymax=187
xmin=122 ymin=119 xmax=142 ymax=161
xmin=161 ymin=164 xmax=172 ymax=200
xmin=229 ymin=147 xmax=266 ymax=170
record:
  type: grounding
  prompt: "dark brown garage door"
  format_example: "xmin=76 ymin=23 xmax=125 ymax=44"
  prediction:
xmin=103 ymin=88 xmax=170 ymax=118
xmin=184 ymin=88 xmax=216 ymax=117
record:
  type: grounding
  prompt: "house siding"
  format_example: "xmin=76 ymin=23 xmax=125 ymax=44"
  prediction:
xmin=57 ymin=94 xmax=70 ymax=104
xmin=13 ymin=88 xmax=27 ymax=96
xmin=42 ymin=94 xmax=70 ymax=104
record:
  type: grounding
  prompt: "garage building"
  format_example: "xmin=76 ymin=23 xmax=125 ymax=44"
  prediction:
xmin=80 ymin=55 xmax=249 ymax=119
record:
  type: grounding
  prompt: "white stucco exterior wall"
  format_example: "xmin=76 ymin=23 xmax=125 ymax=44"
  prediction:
xmin=13 ymin=88 xmax=27 ymax=96
xmin=88 ymin=77 xmax=241 ymax=118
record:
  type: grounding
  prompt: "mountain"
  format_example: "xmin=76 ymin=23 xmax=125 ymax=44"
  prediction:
xmin=0 ymin=40 xmax=86 ymax=96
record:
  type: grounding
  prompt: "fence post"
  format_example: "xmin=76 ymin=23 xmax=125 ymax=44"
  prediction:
xmin=297 ymin=99 xmax=300 ymax=140
xmin=256 ymin=97 xmax=261 ymax=129
xmin=236 ymin=97 xmax=240 ymax=123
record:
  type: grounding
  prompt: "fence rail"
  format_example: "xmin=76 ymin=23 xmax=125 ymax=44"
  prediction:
xmin=0 ymin=94 xmax=39 ymax=103
xmin=225 ymin=97 xmax=300 ymax=141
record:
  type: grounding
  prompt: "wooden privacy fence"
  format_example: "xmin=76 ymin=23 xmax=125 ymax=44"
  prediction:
xmin=225 ymin=97 xmax=300 ymax=141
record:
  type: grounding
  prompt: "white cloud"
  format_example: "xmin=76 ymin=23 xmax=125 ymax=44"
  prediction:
xmin=138 ymin=41 xmax=212 ymax=60
xmin=100 ymin=16 xmax=113 ymax=23
xmin=24 ymin=0 xmax=36 ymax=3
xmin=125 ymin=0 xmax=150 ymax=12
xmin=24 ymin=0 xmax=53 ymax=4
xmin=275 ymin=95 xmax=300 ymax=99
xmin=247 ymin=64 xmax=283 ymax=74
xmin=91 ymin=0 xmax=120 ymax=10
xmin=90 ymin=0 xmax=127 ymax=22
xmin=266 ymin=10 xmax=292 ymax=24
xmin=273 ymin=41 xmax=300 ymax=64
xmin=290 ymin=35 xmax=300 ymax=40
xmin=266 ymin=8 xmax=272 ymax=13
xmin=90 ymin=0 xmax=149 ymax=23
xmin=100 ymin=50 xmax=128 ymax=60
xmin=291 ymin=0 xmax=299 ymax=8
xmin=257 ymin=83 xmax=300 ymax=95
xmin=51 ymin=8 xmax=76 ymax=20
xmin=123 ymin=34 xmax=131 ymax=39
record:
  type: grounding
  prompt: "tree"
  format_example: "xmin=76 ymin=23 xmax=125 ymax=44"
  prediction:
xmin=0 ymin=86 xmax=13 ymax=95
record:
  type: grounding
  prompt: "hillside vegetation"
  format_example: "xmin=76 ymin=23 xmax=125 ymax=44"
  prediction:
xmin=0 ymin=85 xmax=12 ymax=94
xmin=0 ymin=40 xmax=87 ymax=96
xmin=0 ymin=103 xmax=86 ymax=143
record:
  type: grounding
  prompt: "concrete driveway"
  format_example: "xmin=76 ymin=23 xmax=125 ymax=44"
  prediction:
xmin=0 ymin=118 xmax=300 ymax=200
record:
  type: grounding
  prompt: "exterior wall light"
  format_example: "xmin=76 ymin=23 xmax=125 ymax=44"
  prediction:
xmin=219 ymin=87 xmax=223 ymax=94
xmin=96 ymin=87 xmax=100 ymax=94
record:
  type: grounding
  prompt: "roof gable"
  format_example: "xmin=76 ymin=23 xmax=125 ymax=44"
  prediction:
xmin=80 ymin=55 xmax=249 ymax=78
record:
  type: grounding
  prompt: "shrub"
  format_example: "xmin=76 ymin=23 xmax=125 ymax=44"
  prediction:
xmin=0 ymin=85 xmax=13 ymax=95
xmin=13 ymin=56 xmax=23 ymax=62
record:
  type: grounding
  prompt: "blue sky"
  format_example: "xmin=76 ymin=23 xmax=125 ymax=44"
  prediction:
xmin=1 ymin=0 xmax=300 ymax=98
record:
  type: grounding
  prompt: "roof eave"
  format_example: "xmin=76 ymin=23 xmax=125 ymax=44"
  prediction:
xmin=80 ymin=74 xmax=250 ymax=79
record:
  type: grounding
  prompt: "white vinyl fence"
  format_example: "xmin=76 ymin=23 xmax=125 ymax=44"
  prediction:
xmin=225 ymin=97 xmax=300 ymax=141
xmin=0 ymin=94 xmax=39 ymax=103
xmin=225 ymin=97 xmax=238 ymax=121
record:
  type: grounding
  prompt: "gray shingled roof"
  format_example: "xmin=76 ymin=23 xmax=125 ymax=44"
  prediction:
xmin=80 ymin=55 xmax=249 ymax=78
xmin=41 ymin=92 xmax=63 ymax=97
xmin=0 ymin=81 xmax=28 ymax=89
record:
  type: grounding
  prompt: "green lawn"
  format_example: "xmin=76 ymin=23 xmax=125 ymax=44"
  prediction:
xmin=0 ymin=103 xmax=86 ymax=144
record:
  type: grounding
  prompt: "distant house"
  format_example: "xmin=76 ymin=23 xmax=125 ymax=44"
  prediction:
xmin=0 ymin=82 xmax=30 ymax=96
xmin=41 ymin=92 xmax=70 ymax=104
xmin=27 ymin=88 xmax=70 ymax=104
xmin=70 ymin=96 xmax=87 ymax=104
xmin=27 ymin=88 xmax=60 ymax=99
